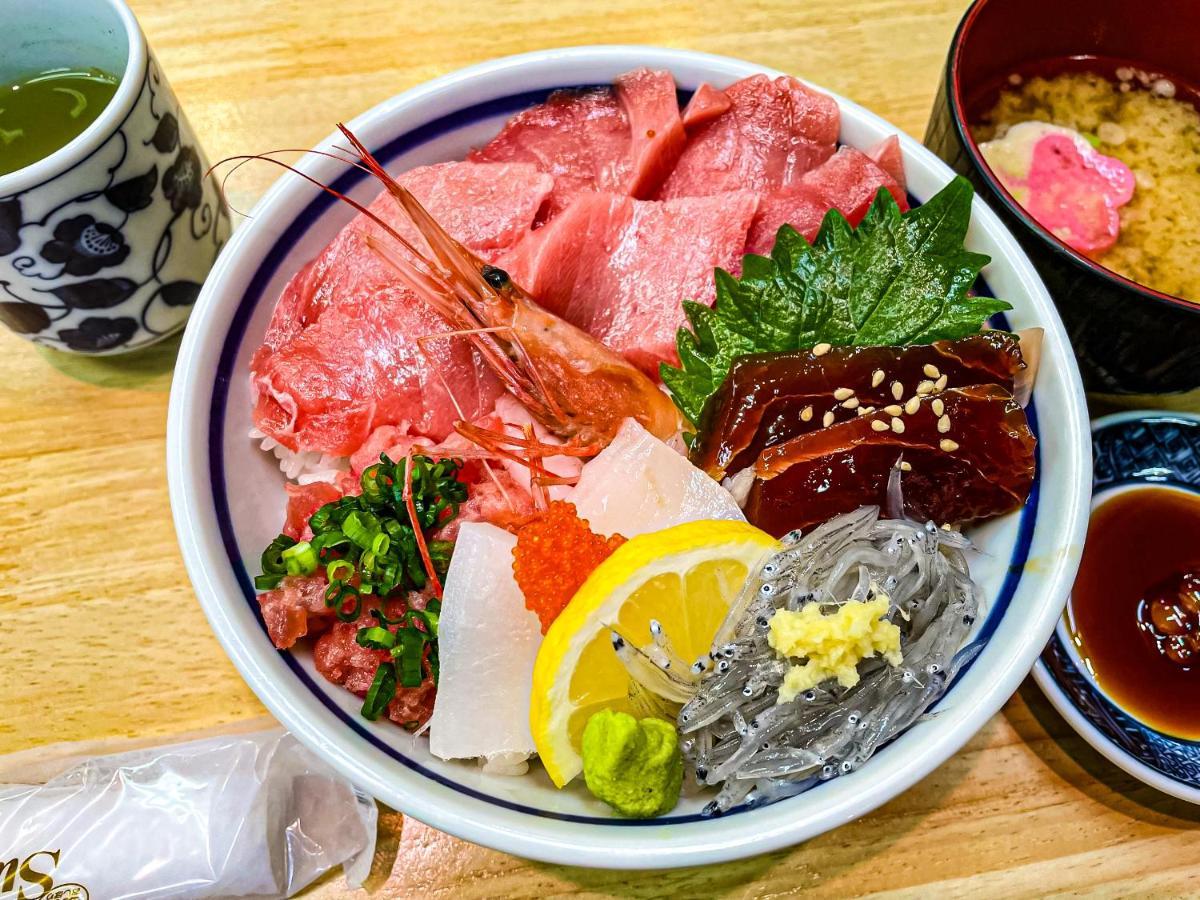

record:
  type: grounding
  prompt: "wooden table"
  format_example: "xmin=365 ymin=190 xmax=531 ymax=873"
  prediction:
xmin=3 ymin=0 xmax=1198 ymax=894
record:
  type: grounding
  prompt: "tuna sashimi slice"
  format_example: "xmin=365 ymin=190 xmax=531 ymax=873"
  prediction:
xmin=746 ymin=144 xmax=910 ymax=255
xmin=745 ymin=183 xmax=829 ymax=254
xmin=866 ymin=135 xmax=907 ymax=193
xmin=616 ymin=68 xmax=687 ymax=199
xmin=251 ymin=161 xmax=553 ymax=456
xmin=657 ymin=74 xmax=840 ymax=199
xmin=799 ymin=145 xmax=908 ymax=225
xmin=468 ymin=88 xmax=628 ymax=220
xmin=469 ymin=69 xmax=684 ymax=219
xmin=681 ymin=83 xmax=731 ymax=130
xmin=429 ymin=522 xmax=542 ymax=768
xmin=502 ymin=190 xmax=758 ymax=375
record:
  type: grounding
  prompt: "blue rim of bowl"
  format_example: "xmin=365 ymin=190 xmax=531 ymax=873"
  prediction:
xmin=1037 ymin=411 xmax=1200 ymax=792
xmin=207 ymin=84 xmax=1042 ymax=824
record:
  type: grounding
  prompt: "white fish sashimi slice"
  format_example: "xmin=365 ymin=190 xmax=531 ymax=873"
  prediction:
xmin=429 ymin=523 xmax=542 ymax=768
xmin=568 ymin=419 xmax=745 ymax=538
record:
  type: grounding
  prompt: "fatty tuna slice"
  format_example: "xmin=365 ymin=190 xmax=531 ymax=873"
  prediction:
xmin=745 ymin=145 xmax=908 ymax=255
xmin=468 ymin=68 xmax=684 ymax=219
xmin=681 ymin=83 xmax=731 ymax=130
xmin=251 ymin=161 xmax=553 ymax=456
xmin=502 ymin=190 xmax=758 ymax=375
xmin=866 ymin=134 xmax=907 ymax=193
xmin=657 ymin=74 xmax=840 ymax=199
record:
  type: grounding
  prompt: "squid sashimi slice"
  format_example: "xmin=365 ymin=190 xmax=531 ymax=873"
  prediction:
xmin=691 ymin=332 xmax=1029 ymax=480
xmin=744 ymin=384 xmax=1036 ymax=536
xmin=429 ymin=522 xmax=542 ymax=770
xmin=568 ymin=419 xmax=745 ymax=538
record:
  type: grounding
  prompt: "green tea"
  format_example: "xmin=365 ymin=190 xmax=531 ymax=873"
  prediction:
xmin=0 ymin=68 xmax=119 ymax=176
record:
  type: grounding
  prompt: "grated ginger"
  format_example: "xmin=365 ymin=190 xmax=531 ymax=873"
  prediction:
xmin=768 ymin=592 xmax=902 ymax=703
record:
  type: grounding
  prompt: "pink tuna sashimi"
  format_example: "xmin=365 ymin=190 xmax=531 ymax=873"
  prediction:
xmin=799 ymin=145 xmax=908 ymax=225
xmin=866 ymin=135 xmax=907 ymax=193
xmin=681 ymin=83 xmax=731 ymax=130
xmin=469 ymin=68 xmax=684 ymax=220
xmin=745 ymin=183 xmax=829 ymax=254
xmin=657 ymin=74 xmax=840 ymax=200
xmin=502 ymin=190 xmax=758 ymax=375
xmin=617 ymin=68 xmax=687 ymax=199
xmin=251 ymin=161 xmax=553 ymax=456
xmin=745 ymin=146 xmax=908 ymax=255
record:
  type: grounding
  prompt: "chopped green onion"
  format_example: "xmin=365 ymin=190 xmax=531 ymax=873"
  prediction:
xmin=326 ymin=559 xmax=354 ymax=582
xmin=371 ymin=532 xmax=391 ymax=556
xmin=254 ymin=573 xmax=283 ymax=591
xmin=342 ymin=509 xmax=381 ymax=550
xmin=356 ymin=626 xmax=397 ymax=650
xmin=259 ymin=534 xmax=297 ymax=578
xmin=393 ymin=632 xmax=426 ymax=687
xmin=281 ymin=540 xmax=318 ymax=576
xmin=361 ymin=662 xmax=397 ymax=720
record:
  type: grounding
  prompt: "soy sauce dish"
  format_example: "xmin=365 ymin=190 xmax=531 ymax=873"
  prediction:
xmin=168 ymin=46 xmax=1092 ymax=867
xmin=1036 ymin=411 xmax=1200 ymax=802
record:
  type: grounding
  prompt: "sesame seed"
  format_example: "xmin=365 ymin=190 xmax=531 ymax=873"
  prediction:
xmin=935 ymin=374 xmax=948 ymax=391
xmin=904 ymin=396 xmax=921 ymax=415
xmin=813 ymin=342 xmax=832 ymax=356
xmin=916 ymin=380 xmax=934 ymax=395
xmin=890 ymin=417 xmax=905 ymax=434
xmin=842 ymin=396 xmax=860 ymax=409
xmin=941 ymin=522 xmax=953 ymax=531
xmin=931 ymin=398 xmax=945 ymax=417
xmin=891 ymin=381 xmax=904 ymax=401
xmin=937 ymin=414 xmax=951 ymax=433
xmin=871 ymin=369 xmax=885 ymax=388
xmin=800 ymin=405 xmax=813 ymax=422
xmin=871 ymin=420 xmax=890 ymax=432
xmin=883 ymin=404 xmax=903 ymax=416
xmin=900 ymin=461 xmax=912 ymax=472
xmin=833 ymin=387 xmax=855 ymax=401
xmin=940 ymin=438 xmax=959 ymax=452
xmin=857 ymin=407 xmax=870 ymax=416
xmin=923 ymin=363 xmax=940 ymax=378
xmin=823 ymin=410 xmax=835 ymax=428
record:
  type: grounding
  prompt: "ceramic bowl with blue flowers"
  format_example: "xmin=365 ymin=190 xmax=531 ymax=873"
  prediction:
xmin=1034 ymin=410 xmax=1200 ymax=804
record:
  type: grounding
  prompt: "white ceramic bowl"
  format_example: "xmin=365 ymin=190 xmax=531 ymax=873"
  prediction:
xmin=168 ymin=45 xmax=1092 ymax=868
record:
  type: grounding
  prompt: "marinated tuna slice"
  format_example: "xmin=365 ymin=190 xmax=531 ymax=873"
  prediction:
xmin=251 ymin=161 xmax=553 ymax=455
xmin=681 ymin=83 xmax=731 ymax=129
xmin=744 ymin=384 xmax=1036 ymax=536
xmin=692 ymin=332 xmax=1028 ymax=479
xmin=469 ymin=68 xmax=684 ymax=218
xmin=658 ymin=74 xmax=839 ymax=199
xmin=258 ymin=575 xmax=333 ymax=650
xmin=798 ymin=145 xmax=908 ymax=225
xmin=501 ymin=190 xmax=758 ymax=375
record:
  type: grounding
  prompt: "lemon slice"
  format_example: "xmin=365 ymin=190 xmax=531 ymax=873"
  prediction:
xmin=530 ymin=519 xmax=779 ymax=788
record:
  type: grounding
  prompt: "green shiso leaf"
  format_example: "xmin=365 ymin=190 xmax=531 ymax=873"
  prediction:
xmin=660 ymin=176 xmax=1012 ymax=425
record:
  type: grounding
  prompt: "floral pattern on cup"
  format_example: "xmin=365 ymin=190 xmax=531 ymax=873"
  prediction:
xmin=0 ymin=51 xmax=229 ymax=354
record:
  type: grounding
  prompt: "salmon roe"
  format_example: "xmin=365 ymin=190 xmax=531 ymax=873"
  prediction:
xmin=512 ymin=501 xmax=625 ymax=633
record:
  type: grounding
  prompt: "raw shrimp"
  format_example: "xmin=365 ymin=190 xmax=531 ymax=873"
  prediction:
xmin=337 ymin=126 xmax=682 ymax=449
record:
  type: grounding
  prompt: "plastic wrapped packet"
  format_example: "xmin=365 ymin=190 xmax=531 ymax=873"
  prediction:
xmin=0 ymin=729 xmax=377 ymax=898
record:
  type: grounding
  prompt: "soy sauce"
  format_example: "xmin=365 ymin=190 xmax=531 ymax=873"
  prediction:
xmin=1066 ymin=487 xmax=1200 ymax=740
xmin=0 ymin=68 xmax=119 ymax=177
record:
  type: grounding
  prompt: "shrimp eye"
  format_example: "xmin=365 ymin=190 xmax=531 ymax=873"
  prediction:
xmin=481 ymin=265 xmax=510 ymax=289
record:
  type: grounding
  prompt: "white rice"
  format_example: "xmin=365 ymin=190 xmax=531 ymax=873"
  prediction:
xmin=249 ymin=427 xmax=350 ymax=484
